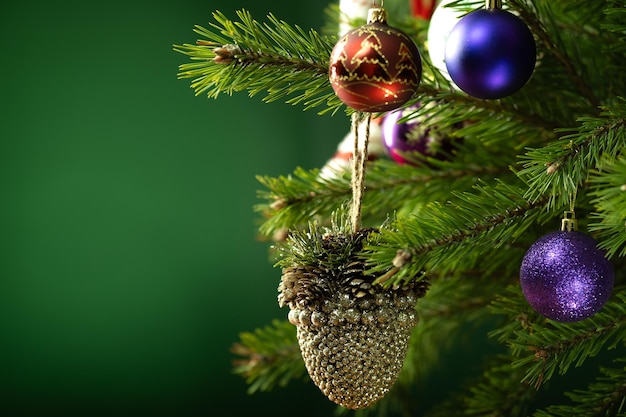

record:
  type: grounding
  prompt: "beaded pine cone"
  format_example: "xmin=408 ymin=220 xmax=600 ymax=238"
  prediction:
xmin=278 ymin=230 xmax=427 ymax=409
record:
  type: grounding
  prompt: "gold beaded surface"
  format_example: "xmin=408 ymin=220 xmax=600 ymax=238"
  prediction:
xmin=279 ymin=263 xmax=422 ymax=409
xmin=291 ymin=290 xmax=417 ymax=409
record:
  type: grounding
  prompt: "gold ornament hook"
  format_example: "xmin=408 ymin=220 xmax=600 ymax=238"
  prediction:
xmin=367 ymin=6 xmax=387 ymax=23
xmin=561 ymin=211 xmax=578 ymax=232
xmin=486 ymin=0 xmax=502 ymax=9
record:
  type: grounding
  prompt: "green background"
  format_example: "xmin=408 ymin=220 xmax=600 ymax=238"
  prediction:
xmin=1 ymin=0 xmax=346 ymax=415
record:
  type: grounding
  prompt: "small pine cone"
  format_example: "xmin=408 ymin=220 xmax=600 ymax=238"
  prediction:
xmin=278 ymin=231 xmax=428 ymax=409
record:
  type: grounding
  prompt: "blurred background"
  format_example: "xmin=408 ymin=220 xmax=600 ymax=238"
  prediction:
xmin=0 ymin=0 xmax=347 ymax=415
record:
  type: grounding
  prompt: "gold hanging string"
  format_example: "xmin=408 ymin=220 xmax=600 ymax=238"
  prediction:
xmin=350 ymin=112 xmax=372 ymax=232
xmin=561 ymin=191 xmax=578 ymax=232
xmin=569 ymin=189 xmax=577 ymax=213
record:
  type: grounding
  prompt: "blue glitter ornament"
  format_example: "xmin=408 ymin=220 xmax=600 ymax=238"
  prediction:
xmin=520 ymin=218 xmax=614 ymax=322
xmin=444 ymin=1 xmax=536 ymax=99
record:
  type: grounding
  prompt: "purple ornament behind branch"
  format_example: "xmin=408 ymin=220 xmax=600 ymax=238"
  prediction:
xmin=380 ymin=104 xmax=460 ymax=165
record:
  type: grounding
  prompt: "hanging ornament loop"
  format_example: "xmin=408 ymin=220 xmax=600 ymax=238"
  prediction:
xmin=561 ymin=210 xmax=578 ymax=232
xmin=486 ymin=0 xmax=502 ymax=10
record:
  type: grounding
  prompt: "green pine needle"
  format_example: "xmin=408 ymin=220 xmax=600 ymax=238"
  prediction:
xmin=518 ymin=99 xmax=626 ymax=210
xmin=364 ymin=180 xmax=554 ymax=286
xmin=589 ymin=152 xmax=626 ymax=258
xmin=231 ymin=319 xmax=305 ymax=394
xmin=174 ymin=9 xmax=341 ymax=114
xmin=533 ymin=358 xmax=626 ymax=417
xmin=490 ymin=287 xmax=626 ymax=389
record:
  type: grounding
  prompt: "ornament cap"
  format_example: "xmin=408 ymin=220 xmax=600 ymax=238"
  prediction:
xmin=367 ymin=7 xmax=388 ymax=24
xmin=486 ymin=0 xmax=502 ymax=9
xmin=561 ymin=210 xmax=578 ymax=232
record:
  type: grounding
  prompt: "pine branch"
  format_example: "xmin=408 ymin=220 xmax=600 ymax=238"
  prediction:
xmin=230 ymin=319 xmax=305 ymax=394
xmin=603 ymin=1 xmax=626 ymax=55
xmin=533 ymin=358 xmax=626 ymax=417
xmin=589 ymin=156 xmax=626 ymax=258
xmin=255 ymin=151 xmax=511 ymax=237
xmin=510 ymin=0 xmax=601 ymax=109
xmin=256 ymin=167 xmax=351 ymax=238
xmin=363 ymin=180 xmax=553 ymax=286
xmin=415 ymin=82 xmax=561 ymax=135
xmin=174 ymin=9 xmax=342 ymax=114
xmin=271 ymin=209 xmax=369 ymax=270
xmin=490 ymin=287 xmax=626 ymax=389
xmin=176 ymin=7 xmax=588 ymax=131
xmin=518 ymin=99 xmax=626 ymax=210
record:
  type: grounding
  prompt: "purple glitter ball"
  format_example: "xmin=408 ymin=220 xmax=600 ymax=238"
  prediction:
xmin=520 ymin=231 xmax=614 ymax=322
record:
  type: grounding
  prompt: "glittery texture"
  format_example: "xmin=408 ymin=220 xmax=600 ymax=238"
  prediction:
xmin=328 ymin=20 xmax=422 ymax=112
xmin=288 ymin=288 xmax=418 ymax=409
xmin=278 ymin=232 xmax=428 ymax=409
xmin=520 ymin=231 xmax=614 ymax=322
xmin=444 ymin=8 xmax=536 ymax=99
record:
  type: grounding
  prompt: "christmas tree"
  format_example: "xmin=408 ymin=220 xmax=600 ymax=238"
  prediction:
xmin=175 ymin=0 xmax=626 ymax=415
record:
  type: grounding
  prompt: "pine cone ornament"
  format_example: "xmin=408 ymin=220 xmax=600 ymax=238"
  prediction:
xmin=278 ymin=228 xmax=427 ymax=409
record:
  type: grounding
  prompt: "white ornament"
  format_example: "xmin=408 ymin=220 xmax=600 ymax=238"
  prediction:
xmin=427 ymin=0 xmax=472 ymax=83
xmin=338 ymin=0 xmax=371 ymax=36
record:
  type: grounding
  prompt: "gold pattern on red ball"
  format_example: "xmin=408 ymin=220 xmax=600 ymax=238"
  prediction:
xmin=329 ymin=8 xmax=422 ymax=113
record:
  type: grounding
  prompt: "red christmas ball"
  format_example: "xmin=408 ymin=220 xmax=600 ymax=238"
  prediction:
xmin=329 ymin=8 xmax=422 ymax=112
